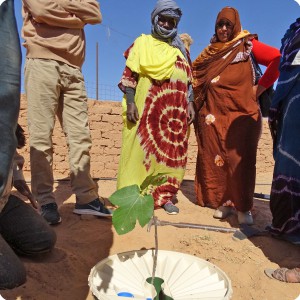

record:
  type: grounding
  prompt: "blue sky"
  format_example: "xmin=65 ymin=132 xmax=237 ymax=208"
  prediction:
xmin=14 ymin=0 xmax=299 ymax=100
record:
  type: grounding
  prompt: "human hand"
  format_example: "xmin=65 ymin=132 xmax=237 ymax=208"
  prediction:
xmin=180 ymin=33 xmax=193 ymax=51
xmin=187 ymin=102 xmax=195 ymax=125
xmin=253 ymin=84 xmax=267 ymax=100
xmin=13 ymin=180 xmax=37 ymax=209
xmin=126 ymin=103 xmax=139 ymax=123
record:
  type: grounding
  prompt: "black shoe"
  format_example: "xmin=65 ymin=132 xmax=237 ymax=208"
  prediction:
xmin=41 ymin=203 xmax=62 ymax=225
xmin=73 ymin=198 xmax=112 ymax=217
xmin=163 ymin=201 xmax=179 ymax=215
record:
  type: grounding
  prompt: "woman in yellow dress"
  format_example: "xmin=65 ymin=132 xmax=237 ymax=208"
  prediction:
xmin=117 ymin=0 xmax=195 ymax=215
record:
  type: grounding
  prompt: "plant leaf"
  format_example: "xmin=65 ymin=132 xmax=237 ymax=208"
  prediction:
xmin=140 ymin=173 xmax=168 ymax=191
xmin=109 ymin=184 xmax=140 ymax=206
xmin=109 ymin=185 xmax=154 ymax=235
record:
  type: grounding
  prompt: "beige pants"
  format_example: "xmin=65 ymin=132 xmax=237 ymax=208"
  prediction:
xmin=25 ymin=58 xmax=98 ymax=206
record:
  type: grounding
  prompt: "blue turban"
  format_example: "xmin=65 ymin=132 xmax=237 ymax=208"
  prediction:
xmin=151 ymin=0 xmax=187 ymax=60
xmin=280 ymin=18 xmax=300 ymax=71
xmin=151 ymin=0 xmax=182 ymax=24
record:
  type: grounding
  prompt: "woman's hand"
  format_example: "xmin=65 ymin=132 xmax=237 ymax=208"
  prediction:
xmin=188 ymin=102 xmax=195 ymax=125
xmin=253 ymin=84 xmax=267 ymax=101
xmin=126 ymin=103 xmax=139 ymax=123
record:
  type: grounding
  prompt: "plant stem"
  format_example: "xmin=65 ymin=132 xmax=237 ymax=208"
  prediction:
xmin=151 ymin=214 xmax=158 ymax=285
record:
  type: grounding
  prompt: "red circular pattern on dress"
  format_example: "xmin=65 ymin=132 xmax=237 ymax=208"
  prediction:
xmin=153 ymin=177 xmax=180 ymax=207
xmin=138 ymin=80 xmax=188 ymax=169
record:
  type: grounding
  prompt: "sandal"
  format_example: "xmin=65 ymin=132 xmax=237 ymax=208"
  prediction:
xmin=163 ymin=201 xmax=179 ymax=215
xmin=213 ymin=206 xmax=235 ymax=219
xmin=264 ymin=267 xmax=300 ymax=283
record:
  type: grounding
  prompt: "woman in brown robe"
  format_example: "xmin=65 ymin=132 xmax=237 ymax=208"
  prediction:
xmin=192 ymin=7 xmax=280 ymax=225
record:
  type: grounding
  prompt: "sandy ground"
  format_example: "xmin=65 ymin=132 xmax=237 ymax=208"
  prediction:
xmin=1 ymin=172 xmax=300 ymax=300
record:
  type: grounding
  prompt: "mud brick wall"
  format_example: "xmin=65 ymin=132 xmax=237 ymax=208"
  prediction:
xmin=18 ymin=94 xmax=274 ymax=179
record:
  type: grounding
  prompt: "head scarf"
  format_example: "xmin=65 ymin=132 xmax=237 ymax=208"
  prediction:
xmin=192 ymin=7 xmax=252 ymax=108
xmin=151 ymin=0 xmax=187 ymax=60
xmin=280 ymin=18 xmax=300 ymax=70
xmin=214 ymin=6 xmax=242 ymax=41
xmin=195 ymin=7 xmax=250 ymax=64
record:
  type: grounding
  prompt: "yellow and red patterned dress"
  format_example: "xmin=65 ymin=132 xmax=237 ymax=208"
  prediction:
xmin=117 ymin=34 xmax=192 ymax=208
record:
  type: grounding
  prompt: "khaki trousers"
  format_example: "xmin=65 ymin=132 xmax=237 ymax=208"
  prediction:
xmin=25 ymin=58 xmax=98 ymax=206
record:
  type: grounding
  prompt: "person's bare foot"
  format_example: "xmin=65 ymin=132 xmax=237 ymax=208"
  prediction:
xmin=265 ymin=267 xmax=300 ymax=283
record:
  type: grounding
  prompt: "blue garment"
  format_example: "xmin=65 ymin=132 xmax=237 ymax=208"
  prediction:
xmin=268 ymin=68 xmax=300 ymax=237
xmin=0 ymin=4 xmax=56 ymax=290
xmin=0 ymin=0 xmax=21 ymax=198
xmin=151 ymin=0 xmax=182 ymax=24
xmin=268 ymin=19 xmax=300 ymax=238
xmin=280 ymin=18 xmax=300 ymax=71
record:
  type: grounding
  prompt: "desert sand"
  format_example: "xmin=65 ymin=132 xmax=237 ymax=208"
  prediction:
xmin=1 ymin=172 xmax=300 ymax=300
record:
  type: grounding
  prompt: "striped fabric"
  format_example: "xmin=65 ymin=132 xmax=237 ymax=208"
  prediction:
xmin=268 ymin=19 xmax=300 ymax=241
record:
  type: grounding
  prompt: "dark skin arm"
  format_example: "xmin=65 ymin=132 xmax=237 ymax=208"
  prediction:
xmin=253 ymin=84 xmax=267 ymax=100
xmin=125 ymin=86 xmax=139 ymax=123
xmin=13 ymin=180 xmax=37 ymax=209
xmin=126 ymin=102 xmax=139 ymax=124
xmin=187 ymin=102 xmax=195 ymax=125
xmin=13 ymin=152 xmax=37 ymax=208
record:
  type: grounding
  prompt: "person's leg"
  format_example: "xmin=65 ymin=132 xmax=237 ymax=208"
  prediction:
xmin=25 ymin=58 xmax=59 ymax=206
xmin=25 ymin=58 xmax=62 ymax=224
xmin=153 ymin=177 xmax=180 ymax=215
xmin=0 ymin=0 xmax=21 ymax=197
xmin=57 ymin=64 xmax=111 ymax=216
xmin=0 ymin=195 xmax=56 ymax=255
xmin=226 ymin=115 xmax=262 ymax=225
xmin=0 ymin=234 xmax=26 ymax=289
xmin=57 ymin=65 xmax=98 ymax=203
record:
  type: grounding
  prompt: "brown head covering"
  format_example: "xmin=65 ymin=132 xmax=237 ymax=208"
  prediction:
xmin=192 ymin=7 xmax=252 ymax=109
xmin=215 ymin=7 xmax=241 ymax=41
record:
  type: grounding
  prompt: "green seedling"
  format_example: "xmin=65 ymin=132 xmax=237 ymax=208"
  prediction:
xmin=109 ymin=173 xmax=167 ymax=235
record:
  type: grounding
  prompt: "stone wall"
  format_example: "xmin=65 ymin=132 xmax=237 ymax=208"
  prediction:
xmin=18 ymin=95 xmax=274 ymax=179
